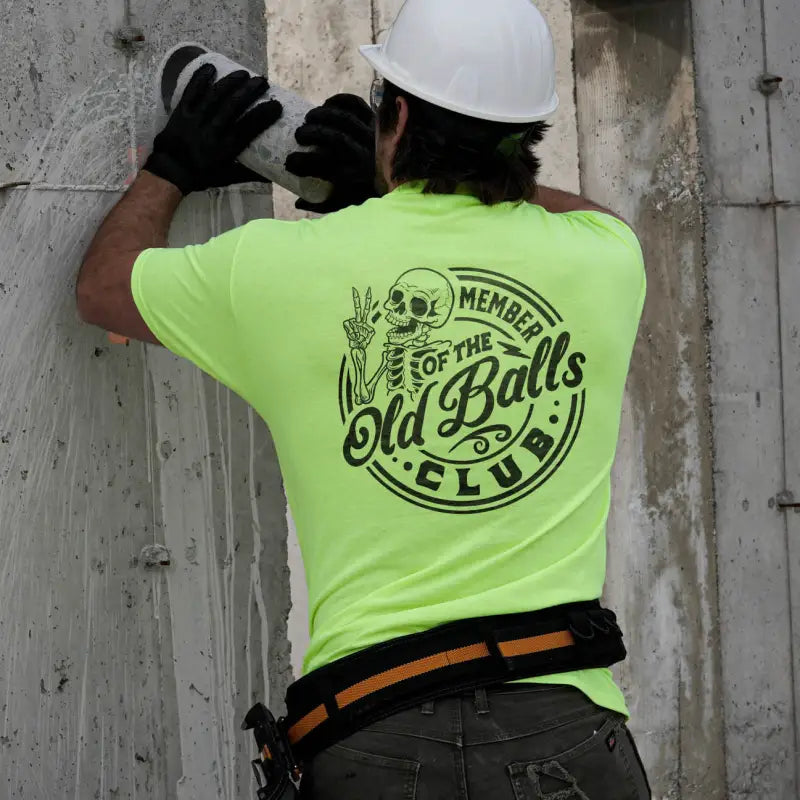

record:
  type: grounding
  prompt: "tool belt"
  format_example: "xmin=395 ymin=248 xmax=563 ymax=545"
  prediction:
xmin=281 ymin=599 xmax=625 ymax=763
xmin=243 ymin=600 xmax=625 ymax=795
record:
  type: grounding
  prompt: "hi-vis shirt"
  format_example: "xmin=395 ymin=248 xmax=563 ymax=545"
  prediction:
xmin=132 ymin=184 xmax=646 ymax=716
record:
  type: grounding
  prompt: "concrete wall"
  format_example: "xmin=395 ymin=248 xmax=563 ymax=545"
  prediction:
xmin=572 ymin=2 xmax=723 ymax=796
xmin=1 ymin=1 xmax=797 ymax=798
xmin=0 ymin=2 xmax=291 ymax=798
xmin=694 ymin=0 xmax=800 ymax=795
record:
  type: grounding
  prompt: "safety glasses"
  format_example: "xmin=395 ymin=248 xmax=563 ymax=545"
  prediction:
xmin=370 ymin=76 xmax=385 ymax=113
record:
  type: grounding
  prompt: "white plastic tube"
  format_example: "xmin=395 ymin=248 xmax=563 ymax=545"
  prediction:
xmin=158 ymin=43 xmax=331 ymax=204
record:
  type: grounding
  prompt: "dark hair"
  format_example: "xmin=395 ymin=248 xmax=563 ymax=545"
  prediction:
xmin=377 ymin=80 xmax=548 ymax=205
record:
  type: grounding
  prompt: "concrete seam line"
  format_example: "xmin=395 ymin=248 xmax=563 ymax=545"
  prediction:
xmin=0 ymin=183 xmax=274 ymax=194
xmin=0 ymin=183 xmax=124 ymax=193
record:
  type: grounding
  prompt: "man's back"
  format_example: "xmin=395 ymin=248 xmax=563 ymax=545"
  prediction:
xmin=132 ymin=184 xmax=645 ymax=716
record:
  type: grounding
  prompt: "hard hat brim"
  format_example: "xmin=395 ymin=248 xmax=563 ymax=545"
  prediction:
xmin=359 ymin=44 xmax=559 ymax=124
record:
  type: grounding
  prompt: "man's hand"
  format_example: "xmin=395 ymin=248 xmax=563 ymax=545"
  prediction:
xmin=144 ymin=65 xmax=283 ymax=195
xmin=285 ymin=94 xmax=378 ymax=214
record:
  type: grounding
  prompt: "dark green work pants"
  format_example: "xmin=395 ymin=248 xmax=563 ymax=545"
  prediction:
xmin=298 ymin=683 xmax=651 ymax=799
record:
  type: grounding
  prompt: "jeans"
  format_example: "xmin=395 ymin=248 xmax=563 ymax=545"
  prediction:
xmin=298 ymin=684 xmax=651 ymax=800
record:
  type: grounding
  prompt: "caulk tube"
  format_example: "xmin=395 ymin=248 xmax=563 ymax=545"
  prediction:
xmin=158 ymin=43 xmax=331 ymax=204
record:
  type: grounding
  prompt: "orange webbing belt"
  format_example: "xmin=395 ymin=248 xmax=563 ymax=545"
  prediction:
xmin=287 ymin=628 xmax=575 ymax=747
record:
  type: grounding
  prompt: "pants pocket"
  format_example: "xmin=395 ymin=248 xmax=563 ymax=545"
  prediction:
xmin=621 ymin=727 xmax=652 ymax=799
xmin=506 ymin=715 xmax=650 ymax=800
xmin=299 ymin=742 xmax=420 ymax=800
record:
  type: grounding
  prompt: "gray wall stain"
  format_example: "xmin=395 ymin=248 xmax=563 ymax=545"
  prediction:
xmin=0 ymin=2 xmax=291 ymax=798
xmin=573 ymin=1 xmax=724 ymax=797
xmin=694 ymin=0 xmax=800 ymax=795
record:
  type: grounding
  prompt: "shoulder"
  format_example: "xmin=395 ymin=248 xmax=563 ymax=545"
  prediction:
xmin=244 ymin=196 xmax=386 ymax=240
xmin=535 ymin=209 xmax=645 ymax=301
xmin=553 ymin=209 xmax=642 ymax=258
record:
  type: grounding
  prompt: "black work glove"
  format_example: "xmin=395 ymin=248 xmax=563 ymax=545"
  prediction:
xmin=144 ymin=64 xmax=283 ymax=195
xmin=285 ymin=93 xmax=378 ymax=213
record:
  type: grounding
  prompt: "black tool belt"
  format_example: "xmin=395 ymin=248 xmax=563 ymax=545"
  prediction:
xmin=281 ymin=600 xmax=625 ymax=763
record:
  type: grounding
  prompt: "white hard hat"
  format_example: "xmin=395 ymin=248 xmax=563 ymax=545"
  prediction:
xmin=360 ymin=0 xmax=559 ymax=123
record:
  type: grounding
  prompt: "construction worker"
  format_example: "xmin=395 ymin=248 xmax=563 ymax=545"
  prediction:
xmin=77 ymin=0 xmax=650 ymax=797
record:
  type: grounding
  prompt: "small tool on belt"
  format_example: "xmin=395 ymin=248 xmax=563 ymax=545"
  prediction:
xmin=242 ymin=703 xmax=300 ymax=800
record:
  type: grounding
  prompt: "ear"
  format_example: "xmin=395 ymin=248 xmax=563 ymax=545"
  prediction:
xmin=390 ymin=96 xmax=409 ymax=147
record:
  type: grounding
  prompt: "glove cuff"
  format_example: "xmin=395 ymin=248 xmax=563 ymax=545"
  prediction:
xmin=142 ymin=151 xmax=195 ymax=196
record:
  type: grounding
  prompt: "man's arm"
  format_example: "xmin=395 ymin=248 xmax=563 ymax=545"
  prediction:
xmin=533 ymin=185 xmax=629 ymax=225
xmin=76 ymin=172 xmax=181 ymax=342
xmin=75 ymin=65 xmax=282 ymax=343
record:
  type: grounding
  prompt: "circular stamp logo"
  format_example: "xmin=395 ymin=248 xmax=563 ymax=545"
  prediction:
xmin=338 ymin=267 xmax=587 ymax=514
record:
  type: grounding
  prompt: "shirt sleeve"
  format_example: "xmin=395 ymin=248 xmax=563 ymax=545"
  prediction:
xmin=131 ymin=223 xmax=250 ymax=395
xmin=562 ymin=209 xmax=646 ymax=299
xmin=566 ymin=210 xmax=643 ymax=257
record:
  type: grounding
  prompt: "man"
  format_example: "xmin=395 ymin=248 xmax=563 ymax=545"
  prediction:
xmin=78 ymin=0 xmax=650 ymax=796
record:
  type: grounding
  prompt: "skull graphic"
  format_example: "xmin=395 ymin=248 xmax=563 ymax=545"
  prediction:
xmin=384 ymin=269 xmax=455 ymax=345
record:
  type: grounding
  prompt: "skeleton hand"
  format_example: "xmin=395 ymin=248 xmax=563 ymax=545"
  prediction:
xmin=344 ymin=287 xmax=375 ymax=350
xmin=345 ymin=287 xmax=388 ymax=405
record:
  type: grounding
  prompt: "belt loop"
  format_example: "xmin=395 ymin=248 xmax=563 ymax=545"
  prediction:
xmin=421 ymin=699 xmax=435 ymax=715
xmin=312 ymin=672 xmax=340 ymax=720
xmin=474 ymin=687 xmax=490 ymax=715
xmin=482 ymin=624 xmax=511 ymax=670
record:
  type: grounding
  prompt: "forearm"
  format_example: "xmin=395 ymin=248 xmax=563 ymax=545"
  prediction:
xmin=533 ymin=185 xmax=626 ymax=223
xmin=81 ymin=171 xmax=181 ymax=275
xmin=77 ymin=171 xmax=182 ymax=338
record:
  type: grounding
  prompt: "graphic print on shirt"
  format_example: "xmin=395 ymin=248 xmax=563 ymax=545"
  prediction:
xmin=339 ymin=267 xmax=587 ymax=514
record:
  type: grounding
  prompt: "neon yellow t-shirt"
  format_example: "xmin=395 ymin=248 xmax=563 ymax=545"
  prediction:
xmin=132 ymin=184 xmax=645 ymax=717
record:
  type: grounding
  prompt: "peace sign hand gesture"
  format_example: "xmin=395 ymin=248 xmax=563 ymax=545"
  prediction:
xmin=343 ymin=287 xmax=375 ymax=351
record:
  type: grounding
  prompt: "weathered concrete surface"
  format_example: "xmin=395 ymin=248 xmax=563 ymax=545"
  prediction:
xmin=0 ymin=191 xmax=173 ymax=799
xmin=704 ymin=206 xmax=793 ymax=800
xmin=531 ymin=0 xmax=581 ymax=193
xmin=694 ymin=0 xmax=800 ymax=795
xmin=265 ymin=0 xmax=374 ymax=225
xmin=691 ymin=0 xmax=771 ymax=204
xmin=764 ymin=5 xmax=800 ymax=200
xmin=0 ymin=2 xmax=291 ymax=798
xmin=573 ymin=2 xmax=724 ymax=797
xmin=139 ymin=195 xmax=292 ymax=800
xmin=0 ymin=2 xmax=130 ymax=188
xmin=778 ymin=207 xmax=800 ymax=789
